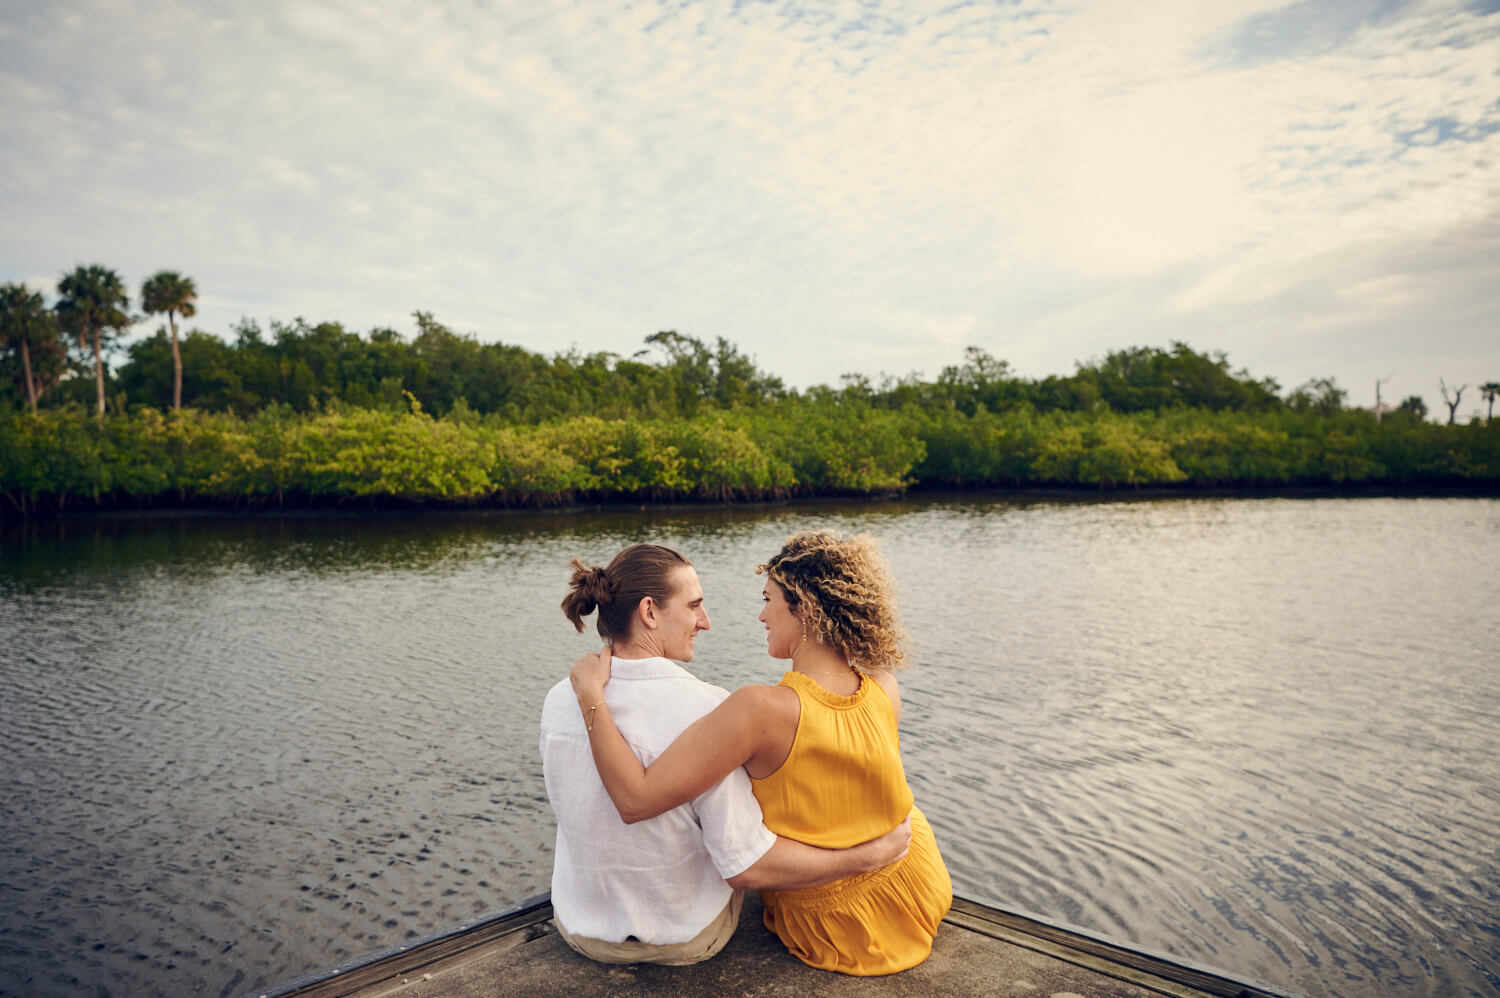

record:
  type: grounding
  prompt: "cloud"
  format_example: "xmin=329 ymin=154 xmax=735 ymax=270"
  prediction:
xmin=0 ymin=0 xmax=1495 ymax=415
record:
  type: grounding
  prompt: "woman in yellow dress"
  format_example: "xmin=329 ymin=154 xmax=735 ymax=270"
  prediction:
xmin=568 ymin=529 xmax=952 ymax=975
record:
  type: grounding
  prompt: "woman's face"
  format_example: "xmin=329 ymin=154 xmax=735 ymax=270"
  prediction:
xmin=758 ymin=579 xmax=800 ymax=660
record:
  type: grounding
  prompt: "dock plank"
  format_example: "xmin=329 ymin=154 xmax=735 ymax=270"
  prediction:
xmin=255 ymin=893 xmax=1299 ymax=998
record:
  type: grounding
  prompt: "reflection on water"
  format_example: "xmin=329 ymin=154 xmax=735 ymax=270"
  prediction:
xmin=2 ymin=497 xmax=1498 ymax=997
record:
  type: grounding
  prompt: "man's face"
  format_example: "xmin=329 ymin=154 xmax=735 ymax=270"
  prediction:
xmin=656 ymin=564 xmax=711 ymax=661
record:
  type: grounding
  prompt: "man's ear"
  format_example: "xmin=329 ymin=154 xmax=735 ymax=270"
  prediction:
xmin=637 ymin=595 xmax=658 ymax=630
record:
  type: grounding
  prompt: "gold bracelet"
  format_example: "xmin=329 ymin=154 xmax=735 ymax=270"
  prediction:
xmin=585 ymin=700 xmax=605 ymax=733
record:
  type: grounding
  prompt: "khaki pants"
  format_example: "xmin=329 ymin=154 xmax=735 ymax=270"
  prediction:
xmin=554 ymin=891 xmax=743 ymax=966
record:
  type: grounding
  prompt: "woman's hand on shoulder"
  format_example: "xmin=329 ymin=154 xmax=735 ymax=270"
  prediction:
xmin=570 ymin=644 xmax=612 ymax=705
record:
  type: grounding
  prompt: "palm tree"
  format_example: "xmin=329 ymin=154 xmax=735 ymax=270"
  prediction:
xmin=56 ymin=264 xmax=130 ymax=417
xmin=0 ymin=282 xmax=61 ymax=413
xmin=1481 ymin=382 xmax=1500 ymax=423
xmin=140 ymin=270 xmax=197 ymax=411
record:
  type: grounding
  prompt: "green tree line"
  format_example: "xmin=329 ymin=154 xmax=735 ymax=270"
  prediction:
xmin=2 ymin=394 xmax=1496 ymax=514
xmin=11 ymin=268 xmax=1488 ymax=423
xmin=2 ymin=267 xmax=1497 ymax=512
xmin=2 ymin=266 xmax=788 ymax=421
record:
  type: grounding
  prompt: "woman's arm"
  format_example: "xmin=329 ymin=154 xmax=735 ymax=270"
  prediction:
xmin=570 ymin=646 xmax=789 ymax=824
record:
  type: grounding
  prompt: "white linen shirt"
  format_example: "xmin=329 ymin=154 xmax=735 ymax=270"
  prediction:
xmin=539 ymin=655 xmax=776 ymax=945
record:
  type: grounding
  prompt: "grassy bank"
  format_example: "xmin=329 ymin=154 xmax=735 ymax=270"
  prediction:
xmin=3 ymin=402 xmax=1497 ymax=514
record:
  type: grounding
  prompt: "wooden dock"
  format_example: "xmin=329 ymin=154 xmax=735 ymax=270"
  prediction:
xmin=246 ymin=892 xmax=1304 ymax=998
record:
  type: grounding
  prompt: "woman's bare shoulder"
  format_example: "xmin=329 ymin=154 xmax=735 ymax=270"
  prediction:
xmin=726 ymin=682 xmax=801 ymax=719
xmin=868 ymin=669 xmax=902 ymax=719
xmin=729 ymin=683 xmax=802 ymax=778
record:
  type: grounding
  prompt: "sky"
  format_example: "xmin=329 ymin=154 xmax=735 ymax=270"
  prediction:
xmin=2 ymin=0 xmax=1498 ymax=417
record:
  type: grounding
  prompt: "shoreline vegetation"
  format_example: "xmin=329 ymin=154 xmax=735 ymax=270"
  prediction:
xmin=4 ymin=387 xmax=1498 ymax=516
xmin=3 ymin=307 xmax=1498 ymax=515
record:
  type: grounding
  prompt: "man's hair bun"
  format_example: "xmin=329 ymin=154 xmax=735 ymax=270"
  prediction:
xmin=562 ymin=559 xmax=616 ymax=632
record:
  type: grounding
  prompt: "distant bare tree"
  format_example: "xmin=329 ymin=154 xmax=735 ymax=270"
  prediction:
xmin=1374 ymin=374 xmax=1393 ymax=423
xmin=1438 ymin=379 xmax=1468 ymax=425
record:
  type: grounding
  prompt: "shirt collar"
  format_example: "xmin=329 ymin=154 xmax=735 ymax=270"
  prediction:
xmin=608 ymin=655 xmax=694 ymax=681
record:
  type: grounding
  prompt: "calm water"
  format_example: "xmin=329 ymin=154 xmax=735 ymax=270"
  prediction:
xmin=1 ymin=497 xmax=1497 ymax=998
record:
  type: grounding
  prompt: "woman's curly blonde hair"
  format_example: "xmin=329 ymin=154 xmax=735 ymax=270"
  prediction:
xmin=757 ymin=530 xmax=910 ymax=672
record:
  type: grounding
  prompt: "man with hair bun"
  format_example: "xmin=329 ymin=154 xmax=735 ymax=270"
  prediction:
xmin=541 ymin=542 xmax=911 ymax=967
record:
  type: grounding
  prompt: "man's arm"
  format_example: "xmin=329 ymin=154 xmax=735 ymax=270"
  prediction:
xmin=726 ymin=814 xmax=912 ymax=891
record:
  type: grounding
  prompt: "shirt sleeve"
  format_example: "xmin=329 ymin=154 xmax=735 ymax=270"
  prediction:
xmin=693 ymin=764 xmax=777 ymax=880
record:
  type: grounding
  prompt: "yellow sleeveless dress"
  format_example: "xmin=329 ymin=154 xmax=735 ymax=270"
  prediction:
xmin=751 ymin=670 xmax=953 ymax=975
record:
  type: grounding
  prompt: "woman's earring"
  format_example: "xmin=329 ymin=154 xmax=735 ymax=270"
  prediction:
xmin=801 ymin=616 xmax=808 ymax=644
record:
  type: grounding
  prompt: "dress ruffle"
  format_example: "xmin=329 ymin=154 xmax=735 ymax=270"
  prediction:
xmin=760 ymin=807 xmax=952 ymax=976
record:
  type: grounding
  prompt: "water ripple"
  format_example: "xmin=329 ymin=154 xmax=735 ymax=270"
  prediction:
xmin=2 ymin=498 xmax=1498 ymax=997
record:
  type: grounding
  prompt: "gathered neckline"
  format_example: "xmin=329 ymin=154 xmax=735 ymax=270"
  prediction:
xmin=780 ymin=669 xmax=867 ymax=708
